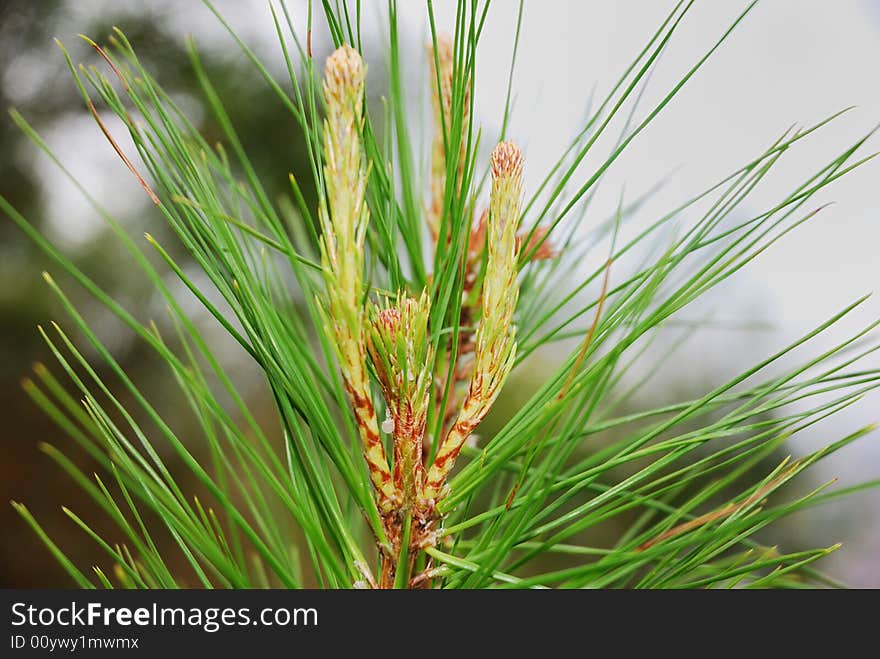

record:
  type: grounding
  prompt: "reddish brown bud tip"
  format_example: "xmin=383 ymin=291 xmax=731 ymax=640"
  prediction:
xmin=491 ymin=141 xmax=524 ymax=180
xmin=377 ymin=307 xmax=402 ymax=333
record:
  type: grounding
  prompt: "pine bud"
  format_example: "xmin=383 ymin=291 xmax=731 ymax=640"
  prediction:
xmin=318 ymin=45 xmax=397 ymax=512
xmin=323 ymin=45 xmax=365 ymax=112
xmin=367 ymin=290 xmax=434 ymax=508
xmin=423 ymin=141 xmax=524 ymax=504
xmin=428 ymin=34 xmax=470 ymax=240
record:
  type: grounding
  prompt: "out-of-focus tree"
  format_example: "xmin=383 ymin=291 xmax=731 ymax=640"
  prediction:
xmin=0 ymin=0 xmax=316 ymax=586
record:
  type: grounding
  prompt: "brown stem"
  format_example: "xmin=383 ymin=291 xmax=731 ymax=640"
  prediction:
xmin=636 ymin=466 xmax=796 ymax=551
xmin=375 ymin=513 xmax=437 ymax=589
xmin=378 ymin=553 xmax=395 ymax=589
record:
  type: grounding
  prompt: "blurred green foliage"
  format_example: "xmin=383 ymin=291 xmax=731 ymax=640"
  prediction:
xmin=0 ymin=1 xmax=315 ymax=586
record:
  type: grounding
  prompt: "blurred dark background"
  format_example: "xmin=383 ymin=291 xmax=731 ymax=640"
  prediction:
xmin=0 ymin=0 xmax=321 ymax=587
